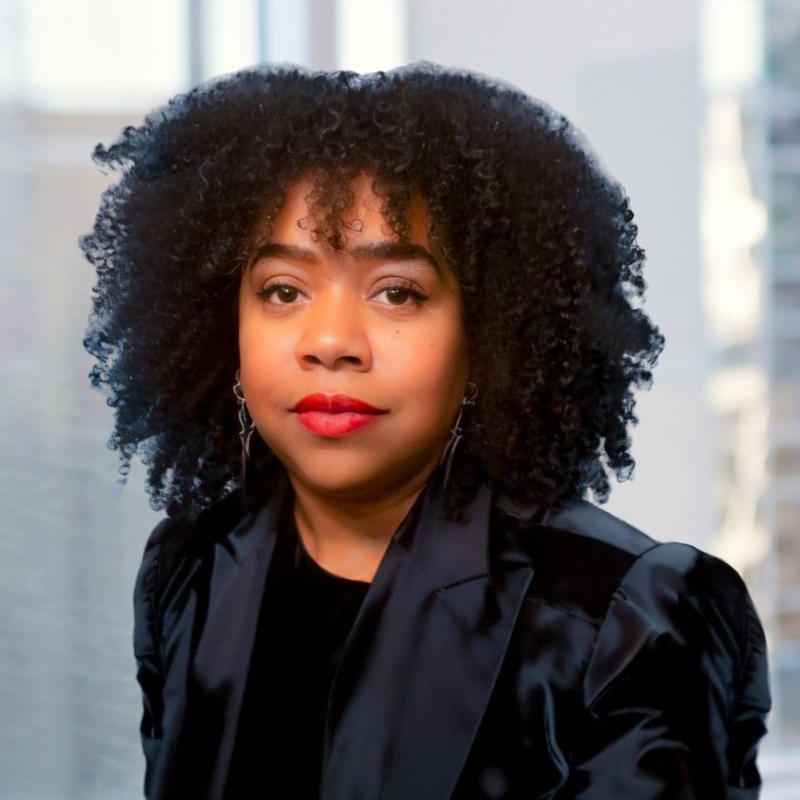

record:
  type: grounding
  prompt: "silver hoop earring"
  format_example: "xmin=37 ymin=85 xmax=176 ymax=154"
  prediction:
xmin=439 ymin=380 xmax=478 ymax=490
xmin=233 ymin=368 xmax=257 ymax=485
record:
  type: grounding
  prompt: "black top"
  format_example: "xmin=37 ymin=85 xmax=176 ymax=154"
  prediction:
xmin=223 ymin=496 xmax=370 ymax=799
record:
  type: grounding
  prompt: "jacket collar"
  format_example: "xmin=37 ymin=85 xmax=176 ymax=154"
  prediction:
xmin=169 ymin=457 xmax=535 ymax=799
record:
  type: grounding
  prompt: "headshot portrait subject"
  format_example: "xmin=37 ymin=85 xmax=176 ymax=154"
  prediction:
xmin=80 ymin=61 xmax=772 ymax=799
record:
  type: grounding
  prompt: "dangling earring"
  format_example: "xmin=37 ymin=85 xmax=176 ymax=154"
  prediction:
xmin=439 ymin=380 xmax=478 ymax=491
xmin=233 ymin=368 xmax=257 ymax=490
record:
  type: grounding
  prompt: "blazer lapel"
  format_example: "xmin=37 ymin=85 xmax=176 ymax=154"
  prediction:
xmin=173 ymin=458 xmax=534 ymax=800
xmin=173 ymin=464 xmax=293 ymax=799
xmin=320 ymin=461 xmax=535 ymax=800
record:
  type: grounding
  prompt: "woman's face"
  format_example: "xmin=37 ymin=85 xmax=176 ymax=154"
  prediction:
xmin=238 ymin=173 xmax=470 ymax=501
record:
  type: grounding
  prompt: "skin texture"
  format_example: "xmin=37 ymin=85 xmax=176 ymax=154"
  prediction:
xmin=238 ymin=173 xmax=470 ymax=581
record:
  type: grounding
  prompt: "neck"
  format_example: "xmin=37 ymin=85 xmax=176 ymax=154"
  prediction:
xmin=287 ymin=453 xmax=443 ymax=582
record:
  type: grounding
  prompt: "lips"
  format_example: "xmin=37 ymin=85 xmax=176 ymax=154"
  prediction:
xmin=295 ymin=411 xmax=382 ymax=437
xmin=292 ymin=393 xmax=388 ymax=438
xmin=292 ymin=393 xmax=389 ymax=414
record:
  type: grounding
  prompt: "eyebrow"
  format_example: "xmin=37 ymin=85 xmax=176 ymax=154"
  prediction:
xmin=246 ymin=241 xmax=443 ymax=279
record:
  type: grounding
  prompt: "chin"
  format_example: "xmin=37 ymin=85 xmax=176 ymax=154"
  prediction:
xmin=290 ymin=448 xmax=385 ymax=482
xmin=293 ymin=447 xmax=425 ymax=494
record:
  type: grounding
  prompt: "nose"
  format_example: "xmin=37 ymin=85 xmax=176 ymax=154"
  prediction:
xmin=296 ymin=285 xmax=372 ymax=372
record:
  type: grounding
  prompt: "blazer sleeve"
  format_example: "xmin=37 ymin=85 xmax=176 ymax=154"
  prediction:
xmin=132 ymin=518 xmax=172 ymax=741
xmin=562 ymin=542 xmax=771 ymax=799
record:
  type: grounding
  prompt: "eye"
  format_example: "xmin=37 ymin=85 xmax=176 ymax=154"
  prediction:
xmin=376 ymin=280 xmax=429 ymax=307
xmin=255 ymin=281 xmax=303 ymax=304
xmin=255 ymin=280 xmax=429 ymax=308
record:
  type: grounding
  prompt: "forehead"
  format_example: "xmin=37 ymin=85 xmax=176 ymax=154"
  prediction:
xmin=269 ymin=172 xmax=432 ymax=245
xmin=241 ymin=172 xmax=457 ymax=287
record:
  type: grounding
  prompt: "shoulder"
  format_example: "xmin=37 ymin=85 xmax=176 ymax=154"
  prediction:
xmin=498 ymin=493 xmax=770 ymax=712
xmin=138 ymin=477 xmax=267 ymax=568
xmin=587 ymin=539 xmax=769 ymax=711
xmin=132 ymin=501 xmax=220 ymax=610
xmin=493 ymin=494 xmax=659 ymax=623
xmin=494 ymin=492 xmax=659 ymax=561
xmin=132 ymin=486 xmax=250 ymax=656
xmin=492 ymin=494 xmax=765 ymax=650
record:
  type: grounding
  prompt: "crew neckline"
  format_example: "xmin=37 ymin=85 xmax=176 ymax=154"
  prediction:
xmin=295 ymin=532 xmax=372 ymax=585
xmin=283 ymin=506 xmax=372 ymax=586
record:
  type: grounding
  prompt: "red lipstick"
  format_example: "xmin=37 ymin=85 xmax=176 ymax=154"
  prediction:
xmin=292 ymin=393 xmax=389 ymax=437
xmin=293 ymin=394 xmax=388 ymax=414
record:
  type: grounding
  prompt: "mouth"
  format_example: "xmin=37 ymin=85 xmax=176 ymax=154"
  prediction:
xmin=292 ymin=393 xmax=389 ymax=415
xmin=294 ymin=410 xmax=384 ymax=437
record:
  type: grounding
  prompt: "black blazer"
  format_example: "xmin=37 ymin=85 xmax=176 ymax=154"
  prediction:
xmin=133 ymin=459 xmax=771 ymax=799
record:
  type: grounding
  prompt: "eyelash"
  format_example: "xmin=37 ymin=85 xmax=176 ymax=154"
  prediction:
xmin=255 ymin=280 xmax=430 ymax=308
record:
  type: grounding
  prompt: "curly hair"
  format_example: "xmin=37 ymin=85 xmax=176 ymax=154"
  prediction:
xmin=80 ymin=60 xmax=665 ymax=521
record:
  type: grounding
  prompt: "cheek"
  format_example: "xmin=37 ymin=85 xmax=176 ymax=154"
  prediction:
xmin=237 ymin=315 xmax=283 ymax=400
xmin=385 ymin=324 xmax=467 ymax=404
xmin=238 ymin=318 xmax=262 ymax=375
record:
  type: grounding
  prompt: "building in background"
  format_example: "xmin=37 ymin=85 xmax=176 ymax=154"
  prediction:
xmin=700 ymin=0 xmax=800 ymax=789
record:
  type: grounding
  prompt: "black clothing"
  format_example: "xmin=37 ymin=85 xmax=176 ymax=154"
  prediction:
xmin=223 ymin=496 xmax=369 ymax=798
xmin=133 ymin=458 xmax=771 ymax=799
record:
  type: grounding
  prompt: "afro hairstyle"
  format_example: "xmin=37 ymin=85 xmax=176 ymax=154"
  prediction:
xmin=80 ymin=60 xmax=665 ymax=521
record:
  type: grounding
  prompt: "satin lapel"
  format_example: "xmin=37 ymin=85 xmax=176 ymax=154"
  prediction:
xmin=320 ymin=463 xmax=535 ymax=800
xmin=176 ymin=466 xmax=292 ymax=800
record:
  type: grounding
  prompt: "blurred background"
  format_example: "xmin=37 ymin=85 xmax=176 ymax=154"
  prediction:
xmin=0 ymin=0 xmax=797 ymax=796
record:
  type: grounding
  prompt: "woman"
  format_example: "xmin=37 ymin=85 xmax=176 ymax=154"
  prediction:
xmin=81 ymin=62 xmax=771 ymax=798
